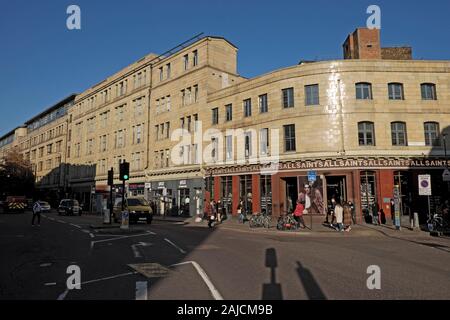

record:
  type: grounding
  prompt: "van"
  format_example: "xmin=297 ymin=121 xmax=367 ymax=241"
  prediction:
xmin=113 ymin=197 xmax=153 ymax=224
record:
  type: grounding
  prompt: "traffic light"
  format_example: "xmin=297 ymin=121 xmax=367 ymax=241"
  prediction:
xmin=119 ymin=161 xmax=130 ymax=181
xmin=107 ymin=168 xmax=114 ymax=186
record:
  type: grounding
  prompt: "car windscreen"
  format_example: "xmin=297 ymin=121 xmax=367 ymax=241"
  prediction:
xmin=127 ymin=198 xmax=148 ymax=206
xmin=39 ymin=202 xmax=49 ymax=206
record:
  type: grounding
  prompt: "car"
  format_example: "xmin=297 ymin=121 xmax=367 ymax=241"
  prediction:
xmin=58 ymin=199 xmax=82 ymax=216
xmin=113 ymin=197 xmax=153 ymax=224
xmin=38 ymin=201 xmax=51 ymax=213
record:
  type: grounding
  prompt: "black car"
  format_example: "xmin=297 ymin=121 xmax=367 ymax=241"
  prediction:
xmin=58 ymin=199 xmax=82 ymax=216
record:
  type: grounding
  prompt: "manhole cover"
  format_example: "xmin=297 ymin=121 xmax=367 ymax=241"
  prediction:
xmin=128 ymin=263 xmax=171 ymax=278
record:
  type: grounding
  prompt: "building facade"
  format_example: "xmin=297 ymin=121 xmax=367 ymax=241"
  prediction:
xmin=1 ymin=29 xmax=449 ymax=222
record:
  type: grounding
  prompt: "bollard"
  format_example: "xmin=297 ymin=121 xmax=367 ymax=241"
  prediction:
xmin=413 ymin=212 xmax=420 ymax=230
xmin=409 ymin=213 xmax=414 ymax=230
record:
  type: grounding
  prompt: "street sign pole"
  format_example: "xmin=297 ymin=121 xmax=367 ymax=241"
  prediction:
xmin=307 ymin=171 xmax=317 ymax=231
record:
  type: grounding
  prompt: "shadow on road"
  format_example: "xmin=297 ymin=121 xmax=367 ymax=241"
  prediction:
xmin=261 ymin=248 xmax=283 ymax=300
xmin=295 ymin=261 xmax=327 ymax=300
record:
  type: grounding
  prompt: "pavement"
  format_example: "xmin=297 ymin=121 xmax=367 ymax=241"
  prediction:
xmin=1 ymin=209 xmax=450 ymax=300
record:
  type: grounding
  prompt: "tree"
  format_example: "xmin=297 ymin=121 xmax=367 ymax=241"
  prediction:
xmin=0 ymin=148 xmax=35 ymax=198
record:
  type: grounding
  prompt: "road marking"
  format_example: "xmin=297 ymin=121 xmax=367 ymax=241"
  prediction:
xmin=164 ymin=238 xmax=186 ymax=254
xmin=70 ymin=223 xmax=82 ymax=229
xmin=131 ymin=244 xmax=142 ymax=258
xmin=146 ymin=231 xmax=156 ymax=235
xmin=48 ymin=217 xmax=55 ymax=221
xmin=89 ymin=233 xmax=95 ymax=238
xmin=40 ymin=263 xmax=52 ymax=267
xmin=44 ymin=282 xmax=57 ymax=286
xmin=90 ymin=233 xmax=155 ymax=249
xmin=171 ymin=261 xmax=223 ymax=300
xmin=135 ymin=281 xmax=148 ymax=300
xmin=56 ymin=271 xmax=139 ymax=300
xmin=57 ymin=220 xmax=66 ymax=224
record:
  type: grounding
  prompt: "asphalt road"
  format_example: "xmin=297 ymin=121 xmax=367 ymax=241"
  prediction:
xmin=1 ymin=209 xmax=450 ymax=300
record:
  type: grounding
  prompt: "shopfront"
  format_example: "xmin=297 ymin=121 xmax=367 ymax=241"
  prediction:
xmin=149 ymin=178 xmax=203 ymax=217
xmin=209 ymin=157 xmax=450 ymax=223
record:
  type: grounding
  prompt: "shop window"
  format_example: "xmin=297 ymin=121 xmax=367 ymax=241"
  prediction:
xmin=239 ymin=175 xmax=253 ymax=214
xmin=360 ymin=171 xmax=377 ymax=217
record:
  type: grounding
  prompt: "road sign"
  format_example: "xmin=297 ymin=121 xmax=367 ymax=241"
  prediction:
xmin=418 ymin=174 xmax=432 ymax=196
xmin=145 ymin=182 xmax=151 ymax=189
xmin=307 ymin=170 xmax=317 ymax=182
xmin=443 ymin=169 xmax=450 ymax=182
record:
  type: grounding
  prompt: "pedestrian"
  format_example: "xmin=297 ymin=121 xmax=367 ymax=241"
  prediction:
xmin=372 ymin=202 xmax=379 ymax=225
xmin=207 ymin=200 xmax=217 ymax=228
xmin=32 ymin=200 xmax=42 ymax=226
xmin=334 ymin=201 xmax=344 ymax=232
xmin=293 ymin=200 xmax=307 ymax=229
xmin=326 ymin=197 xmax=337 ymax=225
xmin=348 ymin=201 xmax=356 ymax=225
xmin=216 ymin=200 xmax=222 ymax=224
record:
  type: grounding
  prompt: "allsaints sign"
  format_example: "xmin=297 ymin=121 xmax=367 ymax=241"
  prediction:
xmin=208 ymin=158 xmax=450 ymax=175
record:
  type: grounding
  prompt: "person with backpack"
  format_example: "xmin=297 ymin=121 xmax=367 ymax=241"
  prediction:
xmin=32 ymin=200 xmax=42 ymax=226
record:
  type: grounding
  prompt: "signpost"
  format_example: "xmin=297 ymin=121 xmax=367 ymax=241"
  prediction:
xmin=418 ymin=174 xmax=432 ymax=226
xmin=307 ymin=171 xmax=316 ymax=230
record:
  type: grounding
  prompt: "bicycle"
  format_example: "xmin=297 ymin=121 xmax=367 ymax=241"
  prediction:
xmin=428 ymin=213 xmax=450 ymax=232
xmin=249 ymin=212 xmax=272 ymax=228
xmin=276 ymin=212 xmax=299 ymax=231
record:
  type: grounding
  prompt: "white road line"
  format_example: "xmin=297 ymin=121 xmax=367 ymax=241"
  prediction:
xmin=57 ymin=220 xmax=66 ymax=224
xmin=44 ymin=282 xmax=57 ymax=286
xmin=70 ymin=223 xmax=82 ymax=229
xmin=131 ymin=244 xmax=142 ymax=258
xmin=90 ymin=233 xmax=154 ymax=249
xmin=164 ymin=238 xmax=186 ymax=254
xmin=56 ymin=271 xmax=138 ymax=300
xmin=89 ymin=233 xmax=95 ymax=238
xmin=40 ymin=263 xmax=52 ymax=267
xmin=135 ymin=281 xmax=148 ymax=300
xmin=48 ymin=217 xmax=55 ymax=221
xmin=171 ymin=261 xmax=223 ymax=300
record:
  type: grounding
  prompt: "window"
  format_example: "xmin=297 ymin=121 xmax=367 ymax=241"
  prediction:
xmin=166 ymin=63 xmax=171 ymax=79
xmin=421 ymin=83 xmax=437 ymax=100
xmin=424 ymin=122 xmax=440 ymax=146
xmin=194 ymin=114 xmax=198 ymax=132
xmin=243 ymin=99 xmax=252 ymax=117
xmin=225 ymin=135 xmax=233 ymax=160
xmin=193 ymin=50 xmax=198 ymax=66
xmin=159 ymin=67 xmax=163 ymax=81
xmin=47 ymin=144 xmax=52 ymax=155
xmin=388 ymin=83 xmax=404 ymax=100
xmin=305 ymin=84 xmax=319 ymax=106
xmin=100 ymin=135 xmax=107 ymax=152
xmin=136 ymin=125 xmax=142 ymax=144
xmin=134 ymin=97 xmax=143 ymax=116
xmin=391 ymin=122 xmax=407 ymax=146
xmin=183 ymin=54 xmax=189 ymax=70
xmin=211 ymin=137 xmax=218 ymax=162
xmin=356 ymin=82 xmax=373 ymax=100
xmin=165 ymin=122 xmax=170 ymax=139
xmin=166 ymin=96 xmax=171 ymax=111
xmin=187 ymin=116 xmax=192 ymax=133
xmin=260 ymin=128 xmax=269 ymax=155
xmin=244 ymin=132 xmax=252 ymax=158
xmin=358 ymin=122 xmax=375 ymax=146
xmin=212 ymin=108 xmax=219 ymax=125
xmin=181 ymin=90 xmax=186 ymax=106
xmin=283 ymin=124 xmax=296 ymax=152
xmin=193 ymin=85 xmax=199 ymax=102
xmin=117 ymin=81 xmax=126 ymax=97
xmin=225 ymin=104 xmax=232 ymax=121
xmin=282 ymin=88 xmax=294 ymax=108
xmin=259 ymin=94 xmax=268 ymax=113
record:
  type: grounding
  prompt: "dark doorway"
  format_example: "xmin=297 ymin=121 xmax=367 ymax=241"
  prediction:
xmin=326 ymin=176 xmax=347 ymax=205
xmin=282 ymin=177 xmax=297 ymax=214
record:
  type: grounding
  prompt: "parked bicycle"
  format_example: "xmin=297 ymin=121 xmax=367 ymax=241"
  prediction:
xmin=428 ymin=213 xmax=450 ymax=232
xmin=276 ymin=212 xmax=299 ymax=231
xmin=249 ymin=212 xmax=272 ymax=229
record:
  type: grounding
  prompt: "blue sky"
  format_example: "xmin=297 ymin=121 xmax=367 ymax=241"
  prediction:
xmin=1 ymin=0 xmax=450 ymax=136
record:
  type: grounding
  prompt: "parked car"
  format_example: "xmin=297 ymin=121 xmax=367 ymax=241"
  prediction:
xmin=37 ymin=201 xmax=51 ymax=213
xmin=113 ymin=197 xmax=153 ymax=224
xmin=58 ymin=199 xmax=82 ymax=216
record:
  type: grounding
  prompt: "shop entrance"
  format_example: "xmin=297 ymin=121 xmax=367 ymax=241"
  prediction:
xmin=326 ymin=176 xmax=347 ymax=205
xmin=178 ymin=188 xmax=190 ymax=217
xmin=282 ymin=177 xmax=298 ymax=214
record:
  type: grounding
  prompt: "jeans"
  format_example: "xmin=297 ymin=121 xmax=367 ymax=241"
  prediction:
xmin=336 ymin=223 xmax=343 ymax=231
xmin=32 ymin=211 xmax=41 ymax=225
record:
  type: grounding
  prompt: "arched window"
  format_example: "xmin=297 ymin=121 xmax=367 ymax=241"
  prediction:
xmin=358 ymin=122 xmax=375 ymax=146
xmin=355 ymin=82 xmax=373 ymax=100
xmin=421 ymin=83 xmax=437 ymax=100
xmin=391 ymin=122 xmax=407 ymax=146
xmin=388 ymin=83 xmax=404 ymax=100
xmin=424 ymin=122 xmax=440 ymax=146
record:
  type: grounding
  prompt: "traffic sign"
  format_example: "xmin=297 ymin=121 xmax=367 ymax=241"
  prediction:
xmin=443 ymin=169 xmax=450 ymax=182
xmin=307 ymin=170 xmax=317 ymax=182
xmin=418 ymin=174 xmax=432 ymax=196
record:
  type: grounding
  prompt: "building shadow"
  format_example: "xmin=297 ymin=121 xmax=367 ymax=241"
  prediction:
xmin=261 ymin=248 xmax=283 ymax=300
xmin=295 ymin=261 xmax=327 ymax=300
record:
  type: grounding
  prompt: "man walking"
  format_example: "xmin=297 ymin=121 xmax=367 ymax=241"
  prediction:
xmin=32 ymin=200 xmax=42 ymax=226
